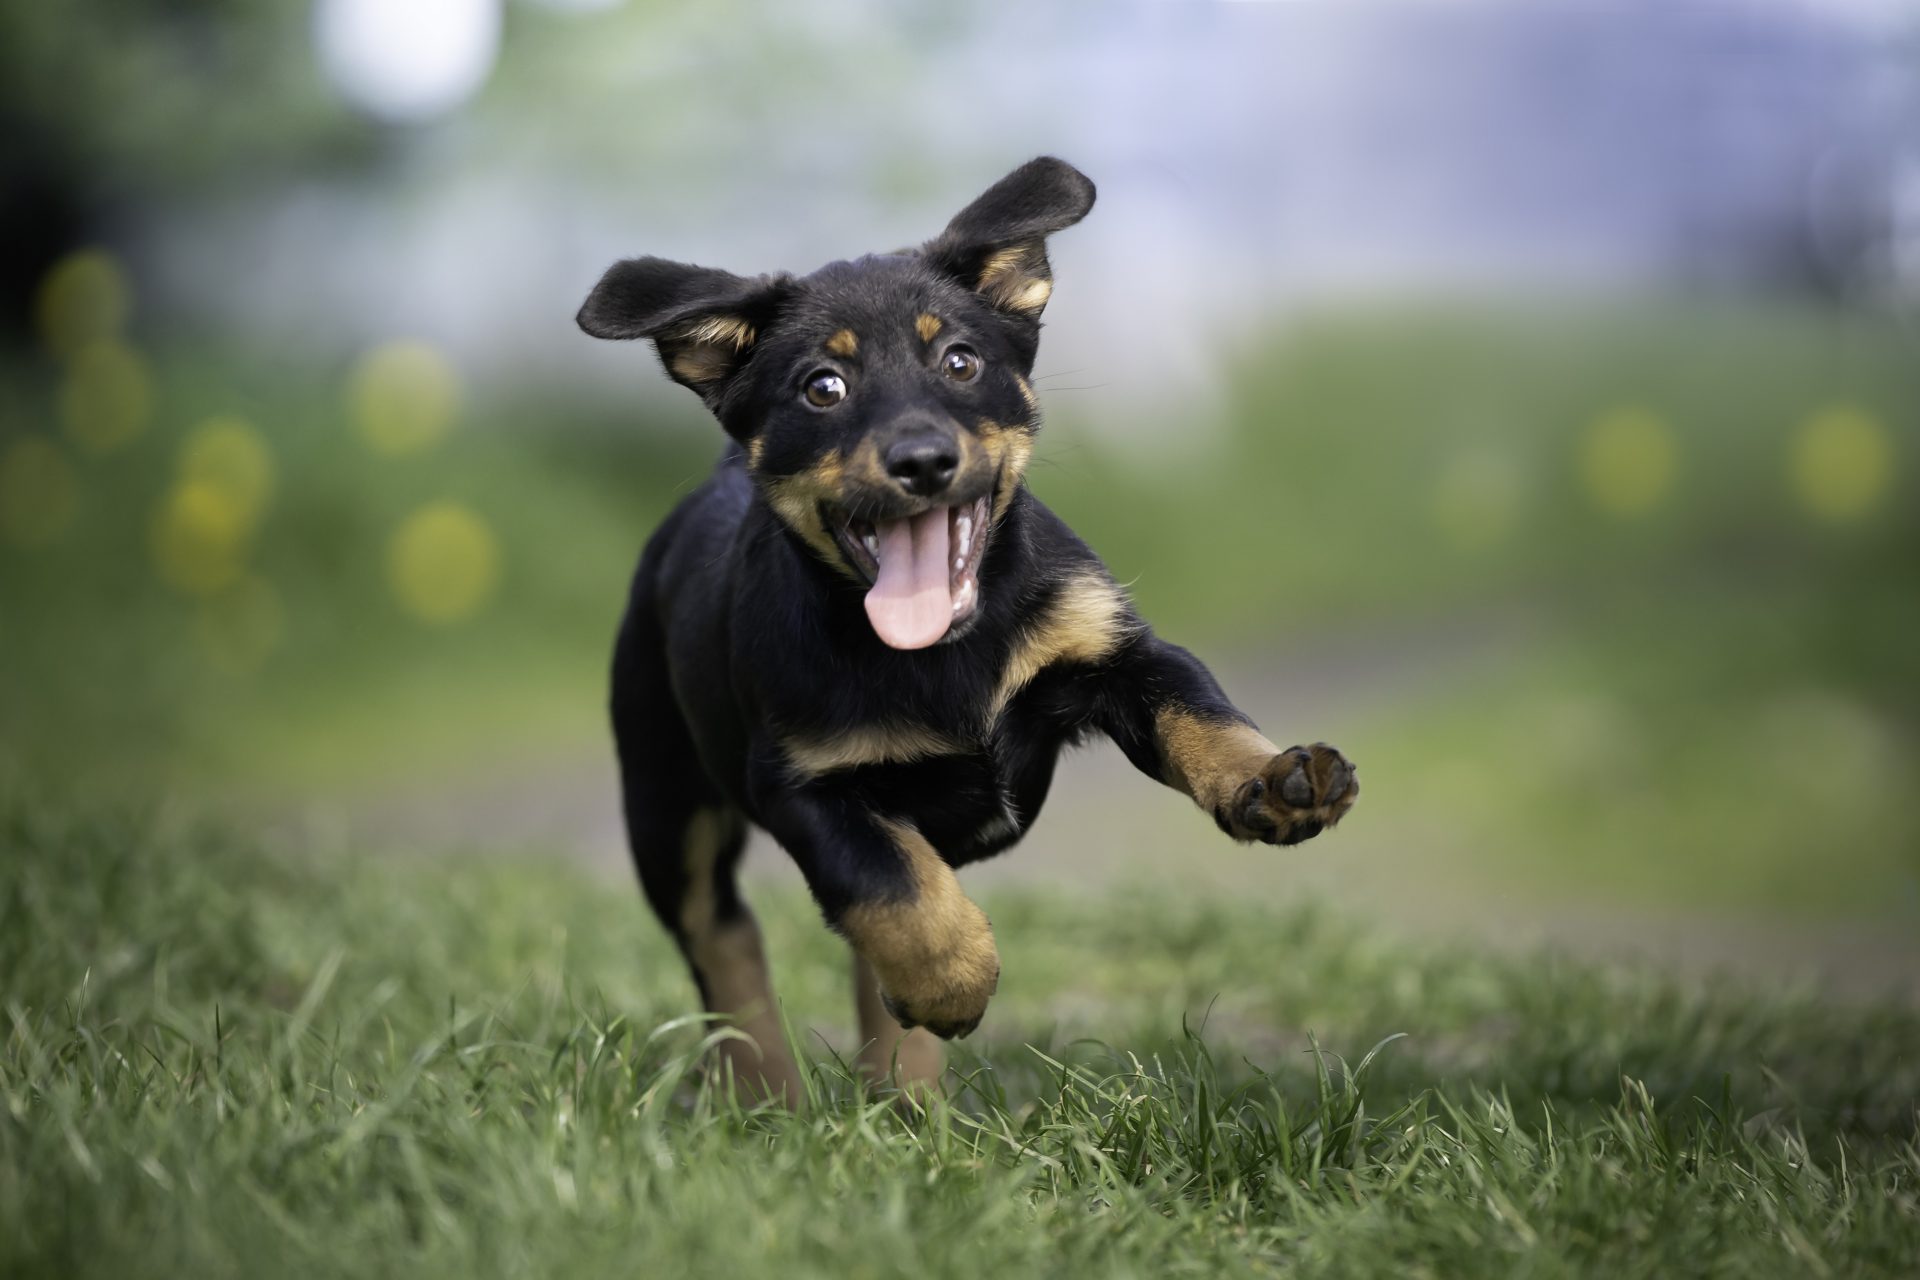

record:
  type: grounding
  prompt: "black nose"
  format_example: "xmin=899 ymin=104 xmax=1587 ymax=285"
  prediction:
xmin=884 ymin=434 xmax=959 ymax=497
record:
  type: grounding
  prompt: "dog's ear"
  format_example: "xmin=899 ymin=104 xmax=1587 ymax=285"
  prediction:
xmin=923 ymin=156 xmax=1095 ymax=323
xmin=577 ymin=256 xmax=785 ymax=407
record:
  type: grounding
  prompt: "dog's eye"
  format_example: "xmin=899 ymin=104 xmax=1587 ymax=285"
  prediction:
xmin=802 ymin=370 xmax=847 ymax=408
xmin=941 ymin=346 xmax=982 ymax=382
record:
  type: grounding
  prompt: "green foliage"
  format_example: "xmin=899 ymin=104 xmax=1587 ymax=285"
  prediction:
xmin=0 ymin=1 xmax=361 ymax=194
xmin=3 ymin=788 xmax=1916 ymax=1277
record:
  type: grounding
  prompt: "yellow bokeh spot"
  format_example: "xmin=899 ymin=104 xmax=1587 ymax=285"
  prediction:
xmin=36 ymin=249 xmax=131 ymax=358
xmin=151 ymin=480 xmax=251 ymax=597
xmin=1579 ymin=407 xmax=1677 ymax=517
xmin=197 ymin=575 xmax=286 ymax=675
xmin=1431 ymin=449 xmax=1522 ymax=551
xmin=1790 ymin=406 xmax=1893 ymax=523
xmin=349 ymin=340 xmax=461 ymax=456
xmin=387 ymin=501 xmax=500 ymax=624
xmin=59 ymin=341 xmax=153 ymax=455
xmin=179 ymin=417 xmax=274 ymax=531
xmin=0 ymin=436 xmax=79 ymax=548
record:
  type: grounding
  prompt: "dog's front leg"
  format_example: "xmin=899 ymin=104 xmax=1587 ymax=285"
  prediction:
xmin=1095 ymin=633 xmax=1359 ymax=845
xmin=750 ymin=767 xmax=1000 ymax=1039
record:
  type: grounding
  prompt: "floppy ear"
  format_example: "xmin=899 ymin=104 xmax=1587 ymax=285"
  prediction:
xmin=576 ymin=256 xmax=784 ymax=408
xmin=923 ymin=156 xmax=1096 ymax=322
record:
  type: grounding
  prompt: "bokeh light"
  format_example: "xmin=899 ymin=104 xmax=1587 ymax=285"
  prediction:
xmin=387 ymin=501 xmax=500 ymax=624
xmin=58 ymin=341 xmax=153 ymax=455
xmin=151 ymin=481 xmax=252 ymax=597
xmin=1790 ymin=405 xmax=1893 ymax=523
xmin=34 ymin=249 xmax=130 ymax=359
xmin=1579 ymin=407 xmax=1677 ymax=517
xmin=314 ymin=0 xmax=502 ymax=125
xmin=348 ymin=340 xmax=461 ymax=456
xmin=0 ymin=437 xmax=79 ymax=548
xmin=1430 ymin=448 xmax=1524 ymax=551
xmin=197 ymin=575 xmax=287 ymax=674
xmin=179 ymin=417 xmax=275 ymax=529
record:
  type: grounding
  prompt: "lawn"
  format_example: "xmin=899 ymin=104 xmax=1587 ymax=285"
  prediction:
xmin=3 ymin=296 xmax=1917 ymax=1275
xmin=4 ymin=785 xmax=1917 ymax=1278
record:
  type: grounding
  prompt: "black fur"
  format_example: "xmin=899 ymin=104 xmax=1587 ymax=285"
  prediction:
xmin=581 ymin=157 xmax=1356 ymax=1044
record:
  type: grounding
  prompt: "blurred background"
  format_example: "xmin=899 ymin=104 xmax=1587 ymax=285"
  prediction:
xmin=2 ymin=0 xmax=1915 ymax=993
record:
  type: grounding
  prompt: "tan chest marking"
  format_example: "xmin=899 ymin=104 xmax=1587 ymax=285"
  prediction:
xmin=781 ymin=722 xmax=972 ymax=779
xmin=985 ymin=571 xmax=1132 ymax=726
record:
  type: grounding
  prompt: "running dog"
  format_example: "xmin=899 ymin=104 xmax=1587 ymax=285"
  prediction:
xmin=577 ymin=156 xmax=1358 ymax=1102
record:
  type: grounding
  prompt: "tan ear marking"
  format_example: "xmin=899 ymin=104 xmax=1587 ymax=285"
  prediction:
xmin=998 ymin=278 xmax=1052 ymax=314
xmin=678 ymin=314 xmax=756 ymax=351
xmin=824 ymin=329 xmax=859 ymax=358
xmin=669 ymin=345 xmax=734 ymax=385
xmin=915 ymin=313 xmax=943 ymax=343
xmin=665 ymin=314 xmax=756 ymax=385
xmin=976 ymin=246 xmax=1029 ymax=291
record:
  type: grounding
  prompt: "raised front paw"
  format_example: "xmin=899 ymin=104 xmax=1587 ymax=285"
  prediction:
xmin=876 ymin=946 xmax=1001 ymax=1040
xmin=1217 ymin=742 xmax=1358 ymax=846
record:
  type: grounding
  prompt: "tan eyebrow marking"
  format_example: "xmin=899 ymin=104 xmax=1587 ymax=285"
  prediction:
xmin=915 ymin=314 xmax=943 ymax=343
xmin=824 ymin=329 xmax=858 ymax=358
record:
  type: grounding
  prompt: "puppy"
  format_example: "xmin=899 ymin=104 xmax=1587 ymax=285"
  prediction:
xmin=578 ymin=157 xmax=1357 ymax=1102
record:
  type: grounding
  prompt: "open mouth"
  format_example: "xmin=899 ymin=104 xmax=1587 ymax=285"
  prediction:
xmin=830 ymin=495 xmax=991 ymax=650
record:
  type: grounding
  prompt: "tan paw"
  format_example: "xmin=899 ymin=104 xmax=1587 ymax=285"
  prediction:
xmin=877 ymin=942 xmax=1000 ymax=1039
xmin=1216 ymin=742 xmax=1358 ymax=845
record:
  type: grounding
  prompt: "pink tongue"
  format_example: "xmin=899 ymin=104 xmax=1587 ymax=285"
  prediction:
xmin=864 ymin=507 xmax=952 ymax=649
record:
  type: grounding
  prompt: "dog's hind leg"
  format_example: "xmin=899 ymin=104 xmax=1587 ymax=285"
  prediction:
xmin=615 ymin=625 xmax=802 ymax=1105
xmin=852 ymin=953 xmax=944 ymax=1095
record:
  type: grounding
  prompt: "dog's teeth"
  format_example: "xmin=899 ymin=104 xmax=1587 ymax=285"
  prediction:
xmin=863 ymin=534 xmax=878 ymax=557
xmin=954 ymin=556 xmax=965 ymax=571
xmin=956 ymin=515 xmax=972 ymax=557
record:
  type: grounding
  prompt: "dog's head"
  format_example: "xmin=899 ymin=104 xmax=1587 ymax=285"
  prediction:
xmin=578 ymin=157 xmax=1095 ymax=650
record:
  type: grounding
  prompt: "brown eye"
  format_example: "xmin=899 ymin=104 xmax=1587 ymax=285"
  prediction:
xmin=803 ymin=370 xmax=847 ymax=408
xmin=941 ymin=345 xmax=982 ymax=382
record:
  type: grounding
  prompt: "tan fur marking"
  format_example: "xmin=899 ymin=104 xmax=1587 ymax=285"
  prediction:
xmin=843 ymin=434 xmax=892 ymax=489
xmin=669 ymin=344 xmax=734 ymax=385
xmin=853 ymin=953 xmax=944 ymax=1094
xmin=999 ymin=277 xmax=1052 ymax=314
xmin=1154 ymin=708 xmax=1280 ymax=813
xmin=782 ymin=723 xmax=970 ymax=778
xmin=678 ymin=314 xmax=756 ymax=350
xmin=679 ymin=809 xmax=801 ymax=1104
xmin=976 ymin=246 xmax=1028 ymax=290
xmin=824 ymin=329 xmax=858 ymax=358
xmin=985 ymin=571 xmax=1131 ymax=725
xmin=975 ymin=245 xmax=1053 ymax=314
xmin=840 ymin=820 xmax=999 ymax=1032
xmin=915 ymin=313 xmax=943 ymax=343
xmin=974 ymin=420 xmax=1033 ymax=521
xmin=746 ymin=435 xmax=766 ymax=468
xmin=1014 ymin=375 xmax=1038 ymax=415
xmin=664 ymin=314 xmax=756 ymax=386
xmin=765 ymin=450 xmax=861 ymax=581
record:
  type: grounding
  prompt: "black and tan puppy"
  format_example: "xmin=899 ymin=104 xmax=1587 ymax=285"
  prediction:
xmin=578 ymin=157 xmax=1357 ymax=1102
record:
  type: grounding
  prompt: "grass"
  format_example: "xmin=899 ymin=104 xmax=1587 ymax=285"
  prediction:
xmin=4 ymin=786 xmax=1917 ymax=1278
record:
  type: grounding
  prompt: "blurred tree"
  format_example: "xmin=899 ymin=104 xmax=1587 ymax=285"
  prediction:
xmin=0 ymin=0 xmax=370 ymax=342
